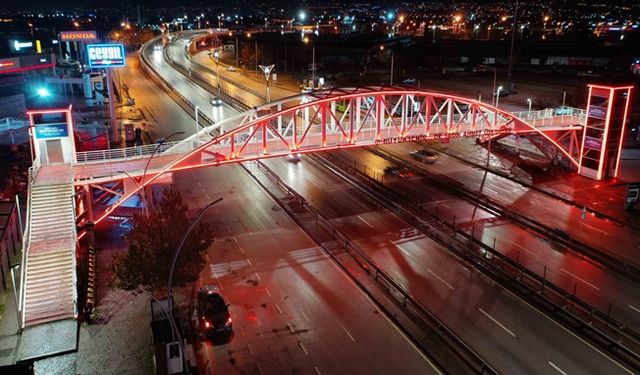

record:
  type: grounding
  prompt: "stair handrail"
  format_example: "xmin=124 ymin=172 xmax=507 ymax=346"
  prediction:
xmin=19 ymin=159 xmax=41 ymax=327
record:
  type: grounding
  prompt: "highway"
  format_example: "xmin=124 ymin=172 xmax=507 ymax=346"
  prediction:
xmin=341 ymin=143 xmax=640 ymax=333
xmin=260 ymin=155 xmax=633 ymax=374
xmin=127 ymin=37 xmax=443 ymax=374
xmin=134 ymin=33 xmax=640 ymax=373
xmin=168 ymin=32 xmax=640 ymax=334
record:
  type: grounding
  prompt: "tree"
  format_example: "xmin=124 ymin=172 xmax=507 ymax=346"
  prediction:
xmin=110 ymin=188 xmax=214 ymax=292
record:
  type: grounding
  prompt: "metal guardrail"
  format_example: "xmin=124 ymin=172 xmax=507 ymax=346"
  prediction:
xmin=321 ymin=150 xmax=640 ymax=371
xmin=247 ymin=159 xmax=497 ymax=374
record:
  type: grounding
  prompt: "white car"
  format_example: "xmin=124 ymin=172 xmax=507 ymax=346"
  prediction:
xmin=286 ymin=153 xmax=302 ymax=162
xmin=226 ymin=66 xmax=237 ymax=72
xmin=410 ymin=149 xmax=438 ymax=164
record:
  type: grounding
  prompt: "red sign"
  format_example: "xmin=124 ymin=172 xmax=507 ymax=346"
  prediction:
xmin=60 ymin=30 xmax=98 ymax=41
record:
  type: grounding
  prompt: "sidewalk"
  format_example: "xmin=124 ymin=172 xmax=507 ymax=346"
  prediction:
xmin=0 ymin=257 xmax=21 ymax=368
xmin=73 ymin=217 xmax=154 ymax=375
xmin=435 ymin=138 xmax=640 ymax=229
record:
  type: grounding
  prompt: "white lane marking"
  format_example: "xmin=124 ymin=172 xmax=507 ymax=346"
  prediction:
xmin=257 ymin=186 xmax=443 ymax=373
xmin=357 ymin=215 xmax=374 ymax=228
xmin=275 ymin=304 xmax=283 ymax=314
xmin=579 ymin=222 xmax=608 ymax=236
xmin=629 ymin=305 xmax=640 ymax=314
xmin=255 ymin=272 xmax=261 ymax=281
xmin=560 ymin=269 xmax=600 ymax=291
xmin=301 ymin=311 xmax=311 ymax=323
xmin=287 ymin=323 xmax=294 ymax=333
xmin=427 ymin=269 xmax=455 ymax=290
xmin=314 ymin=366 xmax=322 ymax=375
xmin=206 ymin=194 xmax=211 ymax=200
xmin=232 ymin=236 xmax=238 ymax=243
xmin=548 ymin=361 xmax=569 ymax=375
xmin=504 ymin=239 xmax=536 ymax=256
xmin=298 ymin=341 xmax=309 ymax=355
xmin=264 ymin=288 xmax=272 ymax=297
xmin=520 ymin=289 xmax=634 ymax=373
xmin=256 ymin=364 xmax=264 ymax=375
xmin=478 ymin=308 xmax=517 ymax=338
xmin=239 ymin=246 xmax=245 ymax=255
xmin=341 ymin=325 xmax=356 ymax=342
xmin=201 ymin=187 xmax=206 ymax=192
xmin=247 ymin=344 xmax=254 ymax=355
xmin=246 ymin=258 xmax=253 ymax=267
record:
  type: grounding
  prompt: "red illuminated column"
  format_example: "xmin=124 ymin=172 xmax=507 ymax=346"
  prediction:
xmin=578 ymin=84 xmax=633 ymax=180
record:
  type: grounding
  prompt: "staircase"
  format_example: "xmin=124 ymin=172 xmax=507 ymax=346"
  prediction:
xmin=21 ymin=166 xmax=77 ymax=327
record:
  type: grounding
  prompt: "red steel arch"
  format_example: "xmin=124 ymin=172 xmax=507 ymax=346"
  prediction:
xmin=81 ymin=87 xmax=582 ymax=225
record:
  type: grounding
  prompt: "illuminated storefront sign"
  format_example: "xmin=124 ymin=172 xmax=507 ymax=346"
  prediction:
xmin=86 ymin=43 xmax=126 ymax=68
xmin=12 ymin=40 xmax=33 ymax=51
xmin=60 ymin=30 xmax=98 ymax=42
xmin=34 ymin=123 xmax=69 ymax=139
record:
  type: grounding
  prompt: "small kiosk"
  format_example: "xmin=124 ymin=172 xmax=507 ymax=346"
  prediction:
xmin=28 ymin=105 xmax=76 ymax=165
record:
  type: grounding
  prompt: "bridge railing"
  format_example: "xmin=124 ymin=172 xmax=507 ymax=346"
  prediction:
xmin=75 ymin=141 xmax=184 ymax=164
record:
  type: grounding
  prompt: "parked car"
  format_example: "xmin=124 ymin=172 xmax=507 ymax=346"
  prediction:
xmin=226 ymin=66 xmax=237 ymax=72
xmin=210 ymin=96 xmax=222 ymax=106
xmin=384 ymin=166 xmax=413 ymax=178
xmin=410 ymin=149 xmax=438 ymax=164
xmin=402 ymin=77 xmax=417 ymax=85
xmin=193 ymin=285 xmax=232 ymax=337
xmin=554 ymin=107 xmax=573 ymax=115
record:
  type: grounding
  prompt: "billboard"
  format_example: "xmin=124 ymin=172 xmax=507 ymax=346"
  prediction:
xmin=60 ymin=31 xmax=98 ymax=42
xmin=86 ymin=43 xmax=126 ymax=68
xmin=34 ymin=123 xmax=69 ymax=139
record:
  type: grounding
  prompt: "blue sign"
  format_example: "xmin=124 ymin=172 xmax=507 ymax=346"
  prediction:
xmin=86 ymin=43 xmax=126 ymax=68
xmin=34 ymin=123 xmax=69 ymax=139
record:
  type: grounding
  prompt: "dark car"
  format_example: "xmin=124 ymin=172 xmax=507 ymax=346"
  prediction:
xmin=384 ymin=166 xmax=413 ymax=178
xmin=193 ymin=285 xmax=232 ymax=336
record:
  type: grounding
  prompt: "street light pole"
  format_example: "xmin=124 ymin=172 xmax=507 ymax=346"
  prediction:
xmin=477 ymin=64 xmax=497 ymax=106
xmin=527 ymin=98 xmax=532 ymax=118
xmin=312 ymin=43 xmax=315 ymax=86
xmin=213 ymin=50 xmax=221 ymax=94
xmin=390 ymin=49 xmax=394 ymax=86
xmin=506 ymin=0 xmax=519 ymax=91
xmin=195 ymin=106 xmax=199 ymax=144
xmin=138 ymin=131 xmax=185 ymax=217
xmin=167 ymin=197 xmax=223 ymax=374
xmin=259 ymin=64 xmax=275 ymax=102
xmin=495 ymin=86 xmax=503 ymax=109
xmin=117 ymin=170 xmax=147 ymax=216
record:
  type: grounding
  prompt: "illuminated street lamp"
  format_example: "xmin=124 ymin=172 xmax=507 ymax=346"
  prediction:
xmin=495 ymin=86 xmax=504 ymax=109
xmin=527 ymin=98 xmax=532 ymax=118
xmin=303 ymin=36 xmax=315 ymax=87
xmin=212 ymin=50 xmax=221 ymax=94
xmin=36 ymin=87 xmax=50 ymax=98
xmin=120 ymin=131 xmax=185 ymax=218
xmin=259 ymin=64 xmax=275 ymax=102
xmin=168 ymin=197 xmax=222 ymax=375
xmin=474 ymin=24 xmax=480 ymax=39
xmin=380 ymin=45 xmax=394 ymax=85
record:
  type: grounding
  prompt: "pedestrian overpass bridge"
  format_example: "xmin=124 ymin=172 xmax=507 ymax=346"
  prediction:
xmin=20 ymin=86 xmax=584 ymax=332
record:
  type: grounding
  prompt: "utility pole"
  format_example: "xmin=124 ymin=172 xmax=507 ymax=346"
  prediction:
xmin=506 ymin=0 xmax=519 ymax=91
